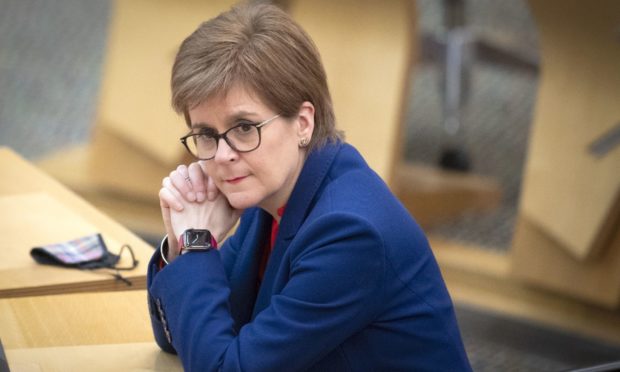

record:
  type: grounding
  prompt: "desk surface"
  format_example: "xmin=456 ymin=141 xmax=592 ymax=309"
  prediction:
xmin=6 ymin=342 xmax=182 ymax=372
xmin=0 ymin=290 xmax=153 ymax=349
xmin=0 ymin=147 xmax=155 ymax=297
xmin=0 ymin=290 xmax=178 ymax=370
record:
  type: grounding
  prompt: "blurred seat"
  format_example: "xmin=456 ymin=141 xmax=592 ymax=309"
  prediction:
xmin=512 ymin=0 xmax=620 ymax=309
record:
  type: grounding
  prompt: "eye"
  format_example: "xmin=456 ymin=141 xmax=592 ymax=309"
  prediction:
xmin=197 ymin=127 xmax=218 ymax=138
xmin=237 ymin=123 xmax=254 ymax=133
xmin=231 ymin=122 xmax=256 ymax=137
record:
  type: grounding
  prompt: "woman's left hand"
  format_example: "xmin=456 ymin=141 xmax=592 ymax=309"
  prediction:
xmin=167 ymin=184 xmax=242 ymax=245
xmin=164 ymin=162 xmax=220 ymax=210
xmin=161 ymin=169 xmax=242 ymax=261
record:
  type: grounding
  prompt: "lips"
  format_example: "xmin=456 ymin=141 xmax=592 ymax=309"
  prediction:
xmin=225 ymin=175 xmax=247 ymax=185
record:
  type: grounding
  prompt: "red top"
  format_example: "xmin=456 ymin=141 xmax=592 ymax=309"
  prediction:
xmin=258 ymin=206 xmax=285 ymax=283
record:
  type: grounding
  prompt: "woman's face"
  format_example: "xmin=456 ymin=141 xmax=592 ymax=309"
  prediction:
xmin=188 ymin=85 xmax=314 ymax=217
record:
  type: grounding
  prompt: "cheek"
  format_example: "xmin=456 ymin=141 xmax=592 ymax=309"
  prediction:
xmin=204 ymin=163 xmax=224 ymax=190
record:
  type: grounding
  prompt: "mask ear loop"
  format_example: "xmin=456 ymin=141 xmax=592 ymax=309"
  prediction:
xmin=113 ymin=244 xmax=139 ymax=271
xmin=86 ymin=244 xmax=139 ymax=286
xmin=108 ymin=244 xmax=139 ymax=286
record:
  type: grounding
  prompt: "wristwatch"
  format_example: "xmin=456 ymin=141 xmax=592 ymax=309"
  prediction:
xmin=179 ymin=229 xmax=214 ymax=254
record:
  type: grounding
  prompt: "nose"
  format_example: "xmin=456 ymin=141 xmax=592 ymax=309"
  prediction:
xmin=213 ymin=137 xmax=238 ymax=163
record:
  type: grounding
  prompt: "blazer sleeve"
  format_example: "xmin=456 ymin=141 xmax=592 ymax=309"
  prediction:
xmin=146 ymin=213 xmax=249 ymax=355
xmin=147 ymin=212 xmax=385 ymax=372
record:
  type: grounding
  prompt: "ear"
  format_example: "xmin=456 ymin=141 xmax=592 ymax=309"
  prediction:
xmin=296 ymin=101 xmax=315 ymax=141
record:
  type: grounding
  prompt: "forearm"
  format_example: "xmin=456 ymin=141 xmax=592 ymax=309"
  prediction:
xmin=149 ymin=250 xmax=236 ymax=371
xmin=146 ymin=248 xmax=176 ymax=354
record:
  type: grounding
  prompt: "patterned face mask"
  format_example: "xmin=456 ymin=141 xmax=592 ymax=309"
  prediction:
xmin=30 ymin=233 xmax=139 ymax=285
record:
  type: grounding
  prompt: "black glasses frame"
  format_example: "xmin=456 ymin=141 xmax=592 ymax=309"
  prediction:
xmin=180 ymin=114 xmax=280 ymax=160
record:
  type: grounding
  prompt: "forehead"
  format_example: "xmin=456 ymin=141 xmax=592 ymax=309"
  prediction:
xmin=195 ymin=85 xmax=267 ymax=117
xmin=188 ymin=85 xmax=272 ymax=129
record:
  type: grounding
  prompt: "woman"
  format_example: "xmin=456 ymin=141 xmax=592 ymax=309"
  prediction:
xmin=148 ymin=3 xmax=471 ymax=371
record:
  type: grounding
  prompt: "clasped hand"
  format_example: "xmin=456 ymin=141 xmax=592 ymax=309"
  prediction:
xmin=159 ymin=161 xmax=242 ymax=262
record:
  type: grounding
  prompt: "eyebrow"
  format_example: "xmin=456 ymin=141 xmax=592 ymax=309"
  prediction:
xmin=190 ymin=110 xmax=261 ymax=130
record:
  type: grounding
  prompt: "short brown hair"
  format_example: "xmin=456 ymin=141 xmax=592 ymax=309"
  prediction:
xmin=171 ymin=2 xmax=343 ymax=152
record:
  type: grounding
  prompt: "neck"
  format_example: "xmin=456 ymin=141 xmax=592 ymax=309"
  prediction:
xmin=260 ymin=151 xmax=307 ymax=223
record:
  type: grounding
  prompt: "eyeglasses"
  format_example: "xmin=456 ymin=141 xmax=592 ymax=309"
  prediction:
xmin=180 ymin=114 xmax=281 ymax=160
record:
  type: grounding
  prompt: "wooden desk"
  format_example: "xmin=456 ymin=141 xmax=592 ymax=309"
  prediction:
xmin=0 ymin=147 xmax=155 ymax=297
xmin=0 ymin=290 xmax=181 ymax=370
xmin=6 ymin=343 xmax=182 ymax=372
xmin=0 ymin=291 xmax=153 ymax=349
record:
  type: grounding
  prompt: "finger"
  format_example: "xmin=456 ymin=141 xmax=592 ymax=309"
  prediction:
xmin=198 ymin=160 xmax=208 ymax=174
xmin=198 ymin=160 xmax=219 ymax=201
xmin=206 ymin=175 xmax=219 ymax=201
xmin=160 ymin=178 xmax=184 ymax=211
xmin=159 ymin=205 xmax=179 ymax=259
xmin=163 ymin=176 xmax=185 ymax=201
xmin=170 ymin=165 xmax=196 ymax=202
xmin=159 ymin=187 xmax=184 ymax=212
xmin=160 ymin=203 xmax=175 ymax=238
xmin=188 ymin=162 xmax=206 ymax=202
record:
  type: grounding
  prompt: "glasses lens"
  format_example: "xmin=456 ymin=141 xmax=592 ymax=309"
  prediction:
xmin=186 ymin=134 xmax=217 ymax=159
xmin=227 ymin=124 xmax=260 ymax=152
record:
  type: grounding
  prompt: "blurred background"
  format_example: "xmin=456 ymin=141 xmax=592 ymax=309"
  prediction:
xmin=1 ymin=0 xmax=619 ymax=370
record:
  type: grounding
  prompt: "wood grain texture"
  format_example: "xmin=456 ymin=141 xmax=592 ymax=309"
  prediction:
xmin=6 ymin=343 xmax=182 ymax=372
xmin=0 ymin=291 xmax=153 ymax=349
xmin=0 ymin=148 xmax=154 ymax=297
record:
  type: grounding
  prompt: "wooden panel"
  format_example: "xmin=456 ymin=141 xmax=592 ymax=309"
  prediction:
xmin=36 ymin=142 xmax=165 ymax=237
xmin=521 ymin=0 xmax=620 ymax=259
xmin=393 ymin=163 xmax=502 ymax=227
xmin=7 ymin=343 xmax=182 ymax=372
xmin=0 ymin=148 xmax=154 ymax=297
xmin=511 ymin=216 xmax=620 ymax=308
xmin=90 ymin=126 xmax=173 ymax=203
xmin=289 ymin=0 xmax=416 ymax=183
xmin=430 ymin=236 xmax=620 ymax=344
xmin=0 ymin=291 xmax=152 ymax=348
xmin=97 ymin=0 xmax=237 ymax=166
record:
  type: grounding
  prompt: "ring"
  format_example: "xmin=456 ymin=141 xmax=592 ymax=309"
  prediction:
xmin=184 ymin=176 xmax=191 ymax=183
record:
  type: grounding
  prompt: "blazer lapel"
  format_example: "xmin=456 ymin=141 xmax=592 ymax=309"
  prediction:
xmin=228 ymin=209 xmax=271 ymax=331
xmin=252 ymin=142 xmax=342 ymax=317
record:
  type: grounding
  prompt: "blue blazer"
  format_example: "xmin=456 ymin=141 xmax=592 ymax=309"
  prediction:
xmin=147 ymin=142 xmax=471 ymax=371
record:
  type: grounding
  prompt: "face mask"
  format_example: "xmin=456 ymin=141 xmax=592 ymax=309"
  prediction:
xmin=30 ymin=233 xmax=139 ymax=285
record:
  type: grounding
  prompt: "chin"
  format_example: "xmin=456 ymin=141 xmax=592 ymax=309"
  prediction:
xmin=225 ymin=191 xmax=261 ymax=210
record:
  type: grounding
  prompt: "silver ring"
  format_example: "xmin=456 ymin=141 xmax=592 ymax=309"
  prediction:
xmin=184 ymin=176 xmax=191 ymax=183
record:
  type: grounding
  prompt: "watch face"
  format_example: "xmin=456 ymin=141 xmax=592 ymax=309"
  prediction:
xmin=184 ymin=229 xmax=212 ymax=250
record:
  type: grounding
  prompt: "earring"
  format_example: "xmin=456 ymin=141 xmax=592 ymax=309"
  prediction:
xmin=299 ymin=138 xmax=309 ymax=147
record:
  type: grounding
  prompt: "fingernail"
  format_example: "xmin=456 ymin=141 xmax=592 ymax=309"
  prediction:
xmin=187 ymin=192 xmax=196 ymax=201
xmin=196 ymin=192 xmax=204 ymax=202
